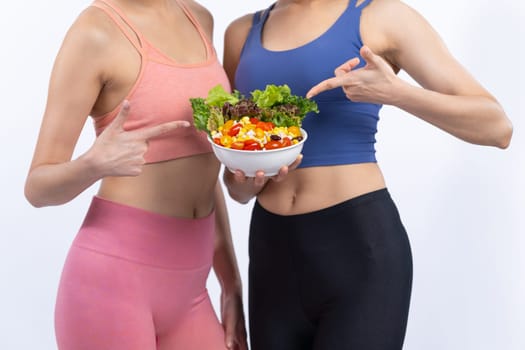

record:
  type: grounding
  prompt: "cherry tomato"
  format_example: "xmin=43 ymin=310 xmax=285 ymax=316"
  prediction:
xmin=250 ymin=117 xmax=260 ymax=124
xmin=228 ymin=123 xmax=242 ymax=136
xmin=281 ymin=137 xmax=292 ymax=147
xmin=256 ymin=121 xmax=274 ymax=131
xmin=265 ymin=140 xmax=282 ymax=150
xmin=243 ymin=139 xmax=262 ymax=151
xmin=213 ymin=137 xmax=222 ymax=146
xmin=230 ymin=141 xmax=245 ymax=150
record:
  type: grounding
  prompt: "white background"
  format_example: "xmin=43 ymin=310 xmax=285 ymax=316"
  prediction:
xmin=1 ymin=1 xmax=523 ymax=349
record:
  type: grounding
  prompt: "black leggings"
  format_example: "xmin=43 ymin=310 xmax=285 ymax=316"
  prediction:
xmin=249 ymin=188 xmax=413 ymax=350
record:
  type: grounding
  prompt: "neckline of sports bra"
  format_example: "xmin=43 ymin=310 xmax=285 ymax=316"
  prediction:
xmin=257 ymin=1 xmax=354 ymax=54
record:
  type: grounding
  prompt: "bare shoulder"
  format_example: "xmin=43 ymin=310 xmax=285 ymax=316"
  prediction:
xmin=64 ymin=6 xmax=119 ymax=53
xmin=184 ymin=0 xmax=214 ymax=34
xmin=224 ymin=13 xmax=254 ymax=49
xmin=363 ymin=0 xmax=435 ymax=42
xmin=183 ymin=0 xmax=212 ymax=18
xmin=223 ymin=13 xmax=255 ymax=85
xmin=363 ymin=0 xmax=418 ymax=19
xmin=361 ymin=0 xmax=432 ymax=67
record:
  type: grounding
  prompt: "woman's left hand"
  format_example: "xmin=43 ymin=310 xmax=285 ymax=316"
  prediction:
xmin=306 ymin=46 xmax=400 ymax=105
xmin=221 ymin=291 xmax=248 ymax=350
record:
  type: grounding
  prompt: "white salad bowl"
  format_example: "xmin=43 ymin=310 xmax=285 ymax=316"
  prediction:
xmin=209 ymin=129 xmax=308 ymax=177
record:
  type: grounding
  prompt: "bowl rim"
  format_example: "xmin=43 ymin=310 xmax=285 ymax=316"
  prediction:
xmin=208 ymin=128 xmax=308 ymax=153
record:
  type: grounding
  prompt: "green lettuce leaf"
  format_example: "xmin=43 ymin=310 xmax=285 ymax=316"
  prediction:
xmin=189 ymin=97 xmax=210 ymax=132
xmin=205 ymin=84 xmax=240 ymax=108
xmin=190 ymin=83 xmax=318 ymax=133
xmin=251 ymin=84 xmax=291 ymax=109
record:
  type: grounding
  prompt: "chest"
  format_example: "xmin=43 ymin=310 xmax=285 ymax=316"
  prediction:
xmin=236 ymin=27 xmax=364 ymax=101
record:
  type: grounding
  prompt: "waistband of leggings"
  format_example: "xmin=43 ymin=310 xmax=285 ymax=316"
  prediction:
xmin=72 ymin=196 xmax=215 ymax=269
xmin=254 ymin=187 xmax=392 ymax=221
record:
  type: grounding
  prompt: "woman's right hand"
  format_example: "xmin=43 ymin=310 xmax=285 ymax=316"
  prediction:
xmin=222 ymin=154 xmax=302 ymax=204
xmin=87 ymin=100 xmax=190 ymax=177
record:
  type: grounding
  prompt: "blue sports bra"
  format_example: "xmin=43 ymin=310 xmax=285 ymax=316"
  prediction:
xmin=235 ymin=0 xmax=382 ymax=168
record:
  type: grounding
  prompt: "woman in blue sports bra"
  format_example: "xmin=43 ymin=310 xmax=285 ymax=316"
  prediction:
xmin=222 ymin=0 xmax=512 ymax=349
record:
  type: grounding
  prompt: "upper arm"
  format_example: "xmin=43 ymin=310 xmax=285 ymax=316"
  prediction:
xmin=364 ymin=0 xmax=494 ymax=99
xmin=29 ymin=8 xmax=112 ymax=171
xmin=223 ymin=14 xmax=254 ymax=88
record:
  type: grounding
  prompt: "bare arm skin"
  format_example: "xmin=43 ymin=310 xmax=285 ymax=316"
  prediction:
xmin=307 ymin=0 xmax=512 ymax=148
xmin=24 ymin=9 xmax=187 ymax=207
xmin=212 ymin=182 xmax=248 ymax=350
xmin=24 ymin=10 xmax=108 ymax=207
xmin=189 ymin=5 xmax=248 ymax=348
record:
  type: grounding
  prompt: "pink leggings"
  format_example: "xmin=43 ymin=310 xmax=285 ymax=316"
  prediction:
xmin=55 ymin=196 xmax=227 ymax=350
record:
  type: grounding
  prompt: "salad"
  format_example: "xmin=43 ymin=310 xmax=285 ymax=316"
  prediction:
xmin=190 ymin=84 xmax=318 ymax=151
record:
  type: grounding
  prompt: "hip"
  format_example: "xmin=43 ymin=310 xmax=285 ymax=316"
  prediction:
xmin=250 ymin=187 xmax=412 ymax=268
xmin=72 ymin=196 xmax=216 ymax=270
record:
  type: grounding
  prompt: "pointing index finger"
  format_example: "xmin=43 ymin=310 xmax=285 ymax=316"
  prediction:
xmin=135 ymin=120 xmax=191 ymax=140
xmin=306 ymin=76 xmax=346 ymax=99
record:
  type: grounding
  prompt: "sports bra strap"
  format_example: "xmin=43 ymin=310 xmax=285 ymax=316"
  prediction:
xmin=172 ymin=0 xmax=213 ymax=57
xmin=352 ymin=0 xmax=374 ymax=10
xmin=252 ymin=10 xmax=264 ymax=26
xmin=254 ymin=3 xmax=275 ymax=26
xmin=91 ymin=0 xmax=144 ymax=53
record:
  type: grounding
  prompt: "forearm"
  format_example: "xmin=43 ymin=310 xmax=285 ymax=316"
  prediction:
xmin=213 ymin=183 xmax=243 ymax=294
xmin=214 ymin=242 xmax=242 ymax=295
xmin=24 ymin=152 xmax=101 ymax=207
xmin=392 ymin=78 xmax=512 ymax=149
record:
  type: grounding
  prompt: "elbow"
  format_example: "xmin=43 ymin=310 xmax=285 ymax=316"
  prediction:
xmin=24 ymin=170 xmax=43 ymax=208
xmin=479 ymin=103 xmax=513 ymax=149
xmin=24 ymin=176 xmax=48 ymax=208
xmin=24 ymin=186 xmax=44 ymax=208
xmin=493 ymin=118 xmax=513 ymax=150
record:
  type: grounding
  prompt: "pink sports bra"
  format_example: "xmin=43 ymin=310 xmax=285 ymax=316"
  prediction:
xmin=90 ymin=0 xmax=230 ymax=164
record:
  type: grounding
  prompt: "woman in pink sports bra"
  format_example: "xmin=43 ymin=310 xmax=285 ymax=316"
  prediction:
xmin=24 ymin=0 xmax=247 ymax=349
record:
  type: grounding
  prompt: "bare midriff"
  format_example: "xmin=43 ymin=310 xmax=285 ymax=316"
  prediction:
xmin=258 ymin=163 xmax=386 ymax=215
xmin=97 ymin=153 xmax=220 ymax=219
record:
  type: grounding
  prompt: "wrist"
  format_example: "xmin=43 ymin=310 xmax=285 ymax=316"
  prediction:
xmin=78 ymin=150 xmax=105 ymax=180
xmin=222 ymin=169 xmax=259 ymax=204
xmin=220 ymin=279 xmax=243 ymax=297
xmin=388 ymin=77 xmax=412 ymax=108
